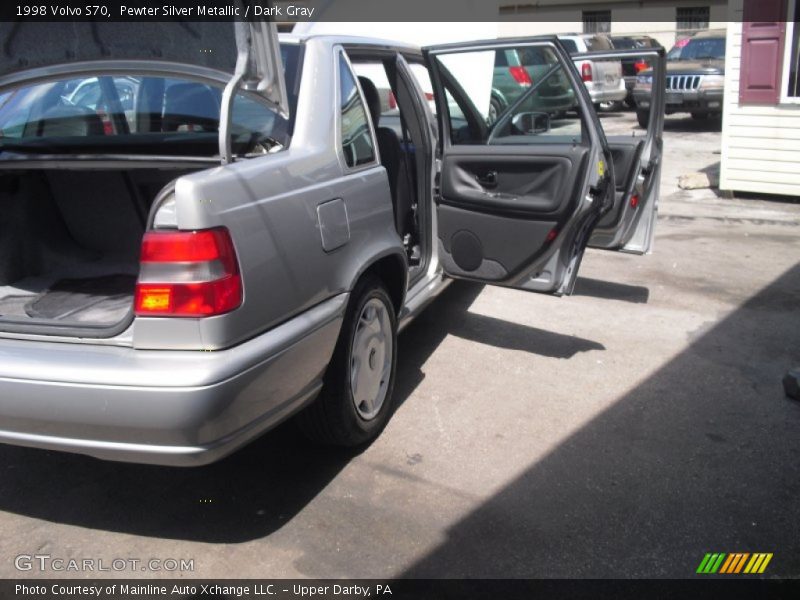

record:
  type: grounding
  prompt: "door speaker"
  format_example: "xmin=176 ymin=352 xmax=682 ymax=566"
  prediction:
xmin=451 ymin=230 xmax=483 ymax=272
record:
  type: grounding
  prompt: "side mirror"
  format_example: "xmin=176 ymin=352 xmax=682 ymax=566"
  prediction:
xmin=511 ymin=111 xmax=550 ymax=135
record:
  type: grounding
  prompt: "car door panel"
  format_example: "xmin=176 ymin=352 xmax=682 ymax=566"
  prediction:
xmin=582 ymin=46 xmax=666 ymax=253
xmin=437 ymin=204 xmax=557 ymax=280
xmin=441 ymin=146 xmax=589 ymax=216
xmin=425 ymin=37 xmax=613 ymax=295
xmin=608 ymin=138 xmax=644 ymax=191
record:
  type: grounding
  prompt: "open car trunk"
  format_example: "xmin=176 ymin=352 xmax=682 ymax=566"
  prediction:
xmin=0 ymin=167 xmax=198 ymax=336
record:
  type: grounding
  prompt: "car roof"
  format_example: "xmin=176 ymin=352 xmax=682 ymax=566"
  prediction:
xmin=279 ymin=32 xmax=420 ymax=52
xmin=692 ymin=29 xmax=726 ymax=39
xmin=558 ymin=33 xmax=609 ymax=39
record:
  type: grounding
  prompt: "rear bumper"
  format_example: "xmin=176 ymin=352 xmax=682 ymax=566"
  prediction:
xmin=0 ymin=294 xmax=347 ymax=466
xmin=586 ymin=81 xmax=627 ymax=104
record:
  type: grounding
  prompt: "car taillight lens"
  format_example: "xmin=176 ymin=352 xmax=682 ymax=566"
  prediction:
xmin=509 ymin=66 xmax=532 ymax=87
xmin=134 ymin=227 xmax=242 ymax=317
xmin=581 ymin=62 xmax=593 ymax=82
xmin=634 ymin=60 xmax=649 ymax=73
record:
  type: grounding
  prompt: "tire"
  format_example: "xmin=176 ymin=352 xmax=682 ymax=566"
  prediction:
xmin=636 ymin=110 xmax=649 ymax=128
xmin=593 ymin=102 xmax=602 ymax=112
xmin=624 ymin=97 xmax=637 ymax=109
xmin=488 ymin=96 xmax=502 ymax=125
xmin=297 ymin=276 xmax=398 ymax=447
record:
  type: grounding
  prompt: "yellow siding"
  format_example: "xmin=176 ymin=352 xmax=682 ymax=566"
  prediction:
xmin=720 ymin=4 xmax=800 ymax=197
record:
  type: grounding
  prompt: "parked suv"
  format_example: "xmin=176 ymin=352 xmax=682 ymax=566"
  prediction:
xmin=557 ymin=33 xmax=627 ymax=108
xmin=634 ymin=29 xmax=725 ymax=127
xmin=0 ymin=22 xmax=665 ymax=466
xmin=610 ymin=36 xmax=662 ymax=107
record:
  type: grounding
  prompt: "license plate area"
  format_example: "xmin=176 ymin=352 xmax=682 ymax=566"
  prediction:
xmin=666 ymin=92 xmax=684 ymax=105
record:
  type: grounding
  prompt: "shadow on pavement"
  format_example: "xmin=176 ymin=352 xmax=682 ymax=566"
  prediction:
xmin=0 ymin=281 xmax=604 ymax=543
xmin=400 ymin=263 xmax=800 ymax=578
xmin=574 ymin=277 xmax=650 ymax=304
xmin=663 ymin=114 xmax=722 ymax=132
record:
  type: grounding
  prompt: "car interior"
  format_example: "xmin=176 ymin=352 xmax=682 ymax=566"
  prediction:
xmin=348 ymin=51 xmax=432 ymax=275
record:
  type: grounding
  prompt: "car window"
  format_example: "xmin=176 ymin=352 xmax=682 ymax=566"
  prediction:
xmin=433 ymin=44 xmax=582 ymax=146
xmin=0 ymin=44 xmax=301 ymax=155
xmin=518 ymin=46 xmax=559 ymax=66
xmin=559 ymin=39 xmax=579 ymax=54
xmin=585 ymin=36 xmax=614 ymax=52
xmin=611 ymin=37 xmax=638 ymax=50
xmin=678 ymin=37 xmax=725 ymax=60
xmin=339 ymin=53 xmax=376 ymax=168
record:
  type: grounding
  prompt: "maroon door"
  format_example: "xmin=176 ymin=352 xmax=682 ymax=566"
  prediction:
xmin=739 ymin=0 xmax=788 ymax=104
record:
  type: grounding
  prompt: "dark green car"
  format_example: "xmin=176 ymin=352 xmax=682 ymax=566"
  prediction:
xmin=490 ymin=47 xmax=575 ymax=123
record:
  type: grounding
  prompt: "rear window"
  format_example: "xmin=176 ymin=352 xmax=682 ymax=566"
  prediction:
xmin=559 ymin=39 xmax=579 ymax=54
xmin=518 ymin=46 xmax=559 ymax=66
xmin=611 ymin=37 xmax=638 ymax=50
xmin=0 ymin=44 xmax=302 ymax=158
xmin=585 ymin=35 xmax=614 ymax=52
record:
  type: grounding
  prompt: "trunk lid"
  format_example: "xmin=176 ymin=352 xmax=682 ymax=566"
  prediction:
xmin=0 ymin=20 xmax=289 ymax=117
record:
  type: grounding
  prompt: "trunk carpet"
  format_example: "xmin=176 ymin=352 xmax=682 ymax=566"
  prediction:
xmin=25 ymin=274 xmax=137 ymax=323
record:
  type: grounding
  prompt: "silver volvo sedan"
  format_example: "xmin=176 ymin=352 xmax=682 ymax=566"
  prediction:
xmin=0 ymin=21 xmax=665 ymax=465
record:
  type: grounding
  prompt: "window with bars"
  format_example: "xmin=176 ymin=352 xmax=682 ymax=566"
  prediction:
xmin=676 ymin=7 xmax=710 ymax=32
xmin=582 ymin=10 xmax=611 ymax=34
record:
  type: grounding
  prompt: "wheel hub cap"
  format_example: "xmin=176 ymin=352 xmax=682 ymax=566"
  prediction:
xmin=350 ymin=298 xmax=392 ymax=421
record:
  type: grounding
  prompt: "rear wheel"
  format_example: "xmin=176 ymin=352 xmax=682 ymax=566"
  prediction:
xmin=297 ymin=276 xmax=398 ymax=446
xmin=636 ymin=109 xmax=649 ymax=128
xmin=488 ymin=97 xmax=502 ymax=125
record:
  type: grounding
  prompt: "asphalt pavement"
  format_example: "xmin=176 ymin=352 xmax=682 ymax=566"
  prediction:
xmin=1 ymin=110 xmax=798 ymax=579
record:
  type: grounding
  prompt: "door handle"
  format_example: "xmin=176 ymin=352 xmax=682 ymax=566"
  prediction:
xmin=476 ymin=170 xmax=498 ymax=188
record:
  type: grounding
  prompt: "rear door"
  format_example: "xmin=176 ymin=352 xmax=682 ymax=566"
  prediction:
xmin=584 ymin=46 xmax=666 ymax=253
xmin=423 ymin=38 xmax=616 ymax=295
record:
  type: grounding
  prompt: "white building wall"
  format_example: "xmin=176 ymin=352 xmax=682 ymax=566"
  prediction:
xmin=498 ymin=0 xmax=727 ymax=48
xmin=719 ymin=0 xmax=800 ymax=197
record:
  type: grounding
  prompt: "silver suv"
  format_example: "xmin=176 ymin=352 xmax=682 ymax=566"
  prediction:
xmin=0 ymin=22 xmax=665 ymax=465
xmin=558 ymin=33 xmax=627 ymax=107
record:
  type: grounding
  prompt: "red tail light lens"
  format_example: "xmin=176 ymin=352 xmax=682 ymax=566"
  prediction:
xmin=388 ymin=91 xmax=397 ymax=109
xmin=134 ymin=228 xmax=242 ymax=317
xmin=509 ymin=66 xmax=533 ymax=87
xmin=581 ymin=62 xmax=593 ymax=82
xmin=630 ymin=194 xmax=640 ymax=208
xmin=634 ymin=60 xmax=649 ymax=73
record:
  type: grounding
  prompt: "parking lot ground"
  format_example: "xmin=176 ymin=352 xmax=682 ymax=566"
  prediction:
xmin=0 ymin=111 xmax=798 ymax=579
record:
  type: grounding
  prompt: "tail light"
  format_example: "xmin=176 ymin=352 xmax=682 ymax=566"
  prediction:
xmin=96 ymin=109 xmax=113 ymax=135
xmin=509 ymin=66 xmax=532 ymax=87
xmin=134 ymin=227 xmax=242 ymax=317
xmin=581 ymin=62 xmax=593 ymax=82
xmin=634 ymin=60 xmax=649 ymax=73
xmin=630 ymin=194 xmax=640 ymax=208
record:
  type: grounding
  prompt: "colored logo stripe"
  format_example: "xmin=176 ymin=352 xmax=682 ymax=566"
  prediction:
xmin=719 ymin=553 xmax=749 ymax=574
xmin=697 ymin=553 xmax=773 ymax=574
xmin=697 ymin=553 xmax=726 ymax=574
xmin=744 ymin=553 xmax=773 ymax=574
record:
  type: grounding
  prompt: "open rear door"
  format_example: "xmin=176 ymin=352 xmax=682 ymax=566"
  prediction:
xmin=586 ymin=47 xmax=666 ymax=254
xmin=423 ymin=37 xmax=617 ymax=295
